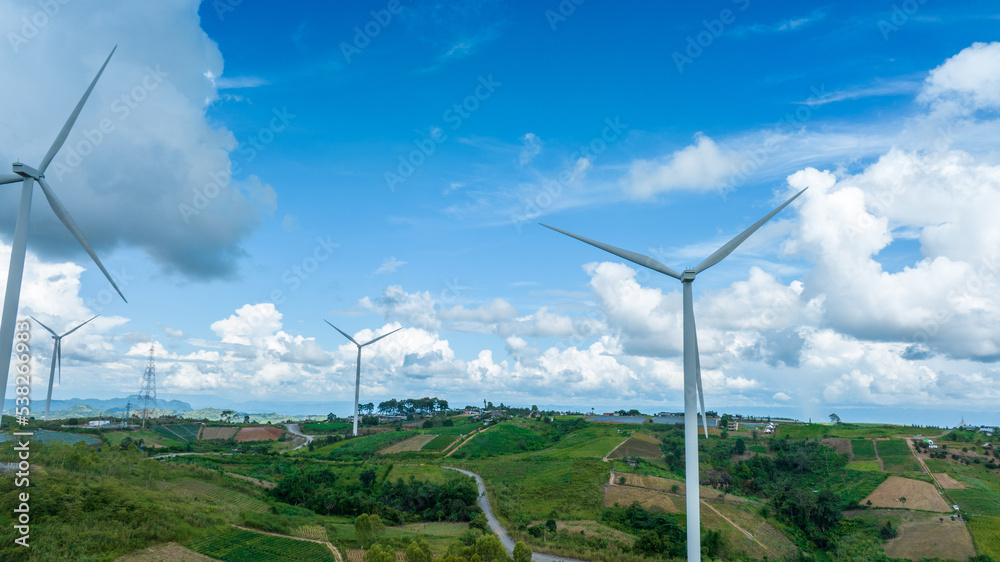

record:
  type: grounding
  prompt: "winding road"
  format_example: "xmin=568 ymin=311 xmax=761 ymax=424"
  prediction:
xmin=283 ymin=423 xmax=314 ymax=451
xmin=444 ymin=467 xmax=586 ymax=562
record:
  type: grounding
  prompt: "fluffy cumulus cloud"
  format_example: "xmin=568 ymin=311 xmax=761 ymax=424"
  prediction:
xmin=626 ymin=133 xmax=743 ymax=198
xmin=0 ymin=1 xmax=274 ymax=279
xmin=919 ymin=42 xmax=1000 ymax=111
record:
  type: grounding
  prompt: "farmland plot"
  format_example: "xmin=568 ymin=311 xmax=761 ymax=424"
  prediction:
xmin=201 ymin=426 xmax=239 ymax=440
xmin=381 ymin=433 xmax=438 ymax=453
xmin=235 ymin=427 xmax=284 ymax=442
xmin=186 ymin=528 xmax=335 ymax=561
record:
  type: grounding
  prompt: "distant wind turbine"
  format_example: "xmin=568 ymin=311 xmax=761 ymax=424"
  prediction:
xmin=542 ymin=186 xmax=807 ymax=561
xmin=30 ymin=315 xmax=98 ymax=419
xmin=0 ymin=47 xmax=126 ymax=423
xmin=325 ymin=321 xmax=403 ymax=436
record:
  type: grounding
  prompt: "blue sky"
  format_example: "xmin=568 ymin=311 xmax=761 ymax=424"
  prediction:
xmin=2 ymin=0 xmax=1000 ymax=425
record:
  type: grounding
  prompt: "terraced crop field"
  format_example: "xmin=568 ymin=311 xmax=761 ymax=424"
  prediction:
xmin=154 ymin=424 xmax=202 ymax=441
xmin=201 ymin=426 xmax=239 ymax=440
xmin=967 ymin=515 xmax=1000 ymax=559
xmin=850 ymin=439 xmax=877 ymax=461
xmin=381 ymin=433 xmax=438 ymax=453
xmin=161 ymin=478 xmax=270 ymax=513
xmin=876 ymin=439 xmax=921 ymax=472
xmin=607 ymin=433 xmax=663 ymax=460
xmin=235 ymin=427 xmax=283 ymax=442
xmin=421 ymin=434 xmax=458 ymax=451
xmin=185 ymin=528 xmax=335 ymax=561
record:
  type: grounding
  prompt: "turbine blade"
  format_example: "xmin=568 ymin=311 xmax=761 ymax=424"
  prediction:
xmin=62 ymin=315 xmax=99 ymax=337
xmin=360 ymin=326 xmax=404 ymax=347
xmin=36 ymin=177 xmax=126 ymax=302
xmin=39 ymin=46 xmax=117 ymax=174
xmin=325 ymin=320 xmax=359 ymax=346
xmin=693 ymin=321 xmax=708 ymax=439
xmin=0 ymin=173 xmax=25 ymax=185
xmin=540 ymin=224 xmax=683 ymax=280
xmin=694 ymin=186 xmax=808 ymax=275
xmin=29 ymin=316 xmax=58 ymax=337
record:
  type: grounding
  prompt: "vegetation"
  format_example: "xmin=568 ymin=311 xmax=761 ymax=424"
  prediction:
xmin=875 ymin=439 xmax=922 ymax=472
xmin=185 ymin=528 xmax=335 ymax=561
xmin=851 ymin=438 xmax=877 ymax=461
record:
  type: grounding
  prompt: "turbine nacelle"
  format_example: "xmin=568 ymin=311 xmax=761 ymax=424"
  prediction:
xmin=12 ymin=163 xmax=42 ymax=179
xmin=681 ymin=269 xmax=696 ymax=282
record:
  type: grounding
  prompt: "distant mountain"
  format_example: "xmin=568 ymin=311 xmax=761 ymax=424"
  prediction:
xmin=2 ymin=396 xmax=192 ymax=417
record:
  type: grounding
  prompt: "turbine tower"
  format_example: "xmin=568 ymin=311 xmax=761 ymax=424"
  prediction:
xmin=136 ymin=344 xmax=157 ymax=429
xmin=325 ymin=321 xmax=403 ymax=436
xmin=542 ymin=187 xmax=807 ymax=560
xmin=29 ymin=315 xmax=99 ymax=419
xmin=0 ymin=47 xmax=126 ymax=424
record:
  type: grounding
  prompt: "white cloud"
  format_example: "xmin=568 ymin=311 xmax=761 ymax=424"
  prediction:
xmin=773 ymin=392 xmax=792 ymax=401
xmin=920 ymin=41 xmax=1000 ymax=111
xmin=517 ymin=132 xmax=543 ymax=166
xmin=360 ymin=286 xmax=440 ymax=329
xmin=626 ymin=134 xmax=743 ymax=198
xmin=0 ymin=1 xmax=271 ymax=279
xmin=374 ymin=256 xmax=408 ymax=275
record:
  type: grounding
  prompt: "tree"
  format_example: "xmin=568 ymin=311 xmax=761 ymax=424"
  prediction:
xmin=829 ymin=413 xmax=841 ymax=424
xmin=355 ymin=513 xmax=385 ymax=548
xmin=469 ymin=512 xmax=489 ymax=533
xmin=327 ymin=412 xmax=336 ymax=423
xmin=360 ymin=469 xmax=376 ymax=488
xmin=364 ymin=545 xmax=396 ymax=562
xmin=475 ymin=534 xmax=506 ymax=562
xmin=735 ymin=437 xmax=747 ymax=455
xmin=405 ymin=539 xmax=432 ymax=562
xmin=244 ymin=415 xmax=250 ymax=424
xmin=513 ymin=542 xmax=532 ymax=562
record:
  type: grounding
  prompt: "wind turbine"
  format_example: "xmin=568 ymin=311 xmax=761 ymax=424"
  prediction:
xmin=325 ymin=321 xmax=403 ymax=436
xmin=29 ymin=315 xmax=98 ymax=419
xmin=542 ymin=186 xmax=807 ymax=560
xmin=0 ymin=47 xmax=126 ymax=423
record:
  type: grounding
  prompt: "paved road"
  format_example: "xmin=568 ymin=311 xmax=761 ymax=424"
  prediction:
xmin=444 ymin=467 xmax=586 ymax=562
xmin=283 ymin=423 xmax=313 ymax=451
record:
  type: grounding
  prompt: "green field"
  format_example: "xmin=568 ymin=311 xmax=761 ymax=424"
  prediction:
xmin=850 ymin=439 xmax=876 ymax=461
xmin=469 ymin=457 xmax=608 ymax=521
xmin=421 ymin=434 xmax=458 ymax=451
xmin=875 ymin=439 xmax=921 ymax=472
xmin=163 ymin=478 xmax=271 ymax=513
xmin=950 ymin=485 xmax=1000 ymax=515
xmin=967 ymin=515 xmax=1000 ymax=559
xmin=451 ymin=422 xmax=550 ymax=459
xmin=185 ymin=528 xmax=335 ymax=561
xmin=103 ymin=429 xmax=185 ymax=448
xmin=385 ymin=464 xmax=451 ymax=484
xmin=542 ymin=424 xmax=625 ymax=459
xmin=301 ymin=422 xmax=353 ymax=434
xmin=846 ymin=461 xmax=881 ymax=472
xmin=778 ymin=423 xmax=920 ymax=440
xmin=155 ymin=423 xmax=202 ymax=442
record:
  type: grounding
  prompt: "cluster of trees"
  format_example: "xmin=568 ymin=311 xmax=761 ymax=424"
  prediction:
xmin=377 ymin=397 xmax=450 ymax=416
xmin=270 ymin=467 xmax=480 ymax=524
xmin=599 ymin=502 xmax=723 ymax=558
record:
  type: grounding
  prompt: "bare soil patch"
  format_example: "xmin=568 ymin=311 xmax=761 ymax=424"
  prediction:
xmin=883 ymin=514 xmax=976 ymax=560
xmin=603 ymin=483 xmax=681 ymax=513
xmin=200 ymin=427 xmax=238 ymax=440
xmin=821 ymin=438 xmax=853 ymax=460
xmin=381 ymin=433 xmax=438 ymax=453
xmin=235 ymin=426 xmax=283 ymax=442
xmin=863 ymin=476 xmax=950 ymax=512
xmin=932 ymin=472 xmax=966 ymax=489
xmin=226 ymin=472 xmax=276 ymax=489
xmin=114 ymin=542 xmax=216 ymax=561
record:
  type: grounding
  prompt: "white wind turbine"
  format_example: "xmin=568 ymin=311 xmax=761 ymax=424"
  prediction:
xmin=542 ymin=186 xmax=807 ymax=561
xmin=0 ymin=47 xmax=126 ymax=422
xmin=29 ymin=315 xmax=98 ymax=419
xmin=325 ymin=321 xmax=403 ymax=436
